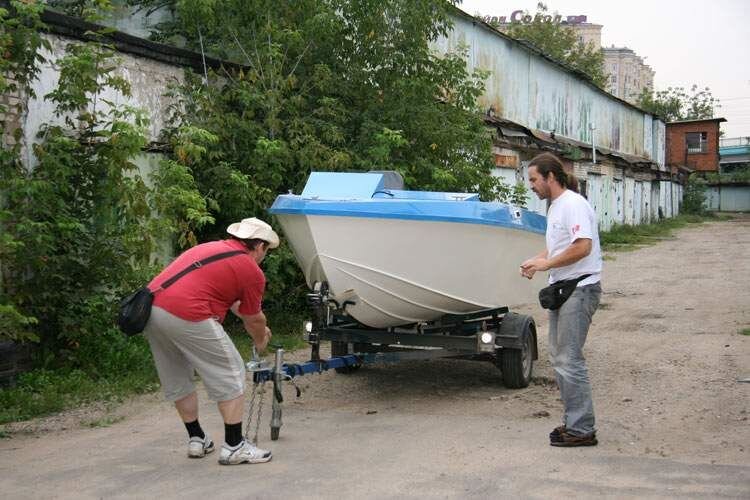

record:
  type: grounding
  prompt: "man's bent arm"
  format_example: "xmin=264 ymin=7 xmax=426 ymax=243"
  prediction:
xmin=546 ymin=238 xmax=592 ymax=269
xmin=238 ymin=310 xmax=271 ymax=351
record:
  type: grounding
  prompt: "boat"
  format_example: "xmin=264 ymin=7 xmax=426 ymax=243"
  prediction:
xmin=269 ymin=171 xmax=547 ymax=328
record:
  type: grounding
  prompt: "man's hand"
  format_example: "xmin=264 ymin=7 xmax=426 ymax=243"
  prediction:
xmin=520 ymin=258 xmax=551 ymax=279
xmin=255 ymin=326 xmax=272 ymax=351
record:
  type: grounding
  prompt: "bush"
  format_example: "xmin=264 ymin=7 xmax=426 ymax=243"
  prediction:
xmin=681 ymin=176 xmax=708 ymax=215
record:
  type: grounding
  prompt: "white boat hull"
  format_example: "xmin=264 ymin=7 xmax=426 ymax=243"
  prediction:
xmin=277 ymin=213 xmax=545 ymax=328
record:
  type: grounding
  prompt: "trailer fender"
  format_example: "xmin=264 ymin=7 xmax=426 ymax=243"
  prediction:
xmin=497 ymin=312 xmax=538 ymax=360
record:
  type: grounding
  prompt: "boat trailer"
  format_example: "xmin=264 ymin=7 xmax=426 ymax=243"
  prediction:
xmin=244 ymin=281 xmax=538 ymax=443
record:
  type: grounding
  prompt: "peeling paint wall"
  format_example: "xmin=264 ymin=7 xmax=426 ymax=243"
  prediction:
xmin=653 ymin=120 xmax=666 ymax=167
xmin=20 ymin=33 xmax=185 ymax=168
xmin=433 ymin=14 xmax=656 ymax=159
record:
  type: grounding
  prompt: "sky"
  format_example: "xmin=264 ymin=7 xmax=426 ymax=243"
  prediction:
xmin=456 ymin=0 xmax=750 ymax=138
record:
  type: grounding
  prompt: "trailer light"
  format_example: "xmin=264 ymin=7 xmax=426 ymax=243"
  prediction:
xmin=477 ymin=331 xmax=496 ymax=353
xmin=302 ymin=320 xmax=313 ymax=340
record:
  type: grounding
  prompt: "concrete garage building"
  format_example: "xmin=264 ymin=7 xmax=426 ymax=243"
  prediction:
xmin=434 ymin=6 xmax=678 ymax=230
xmin=4 ymin=5 xmax=684 ymax=235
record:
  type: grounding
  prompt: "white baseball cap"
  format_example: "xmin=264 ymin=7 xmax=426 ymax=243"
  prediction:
xmin=226 ymin=217 xmax=280 ymax=249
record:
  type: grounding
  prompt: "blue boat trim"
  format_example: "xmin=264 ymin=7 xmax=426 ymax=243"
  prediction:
xmin=269 ymin=195 xmax=547 ymax=234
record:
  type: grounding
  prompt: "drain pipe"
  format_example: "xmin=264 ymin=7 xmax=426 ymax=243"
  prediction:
xmin=590 ymin=123 xmax=596 ymax=164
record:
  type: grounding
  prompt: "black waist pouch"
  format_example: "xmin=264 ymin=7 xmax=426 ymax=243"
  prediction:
xmin=538 ymin=274 xmax=591 ymax=310
xmin=117 ymin=287 xmax=154 ymax=336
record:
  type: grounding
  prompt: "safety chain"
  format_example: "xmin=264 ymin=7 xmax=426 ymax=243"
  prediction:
xmin=244 ymin=380 xmax=266 ymax=445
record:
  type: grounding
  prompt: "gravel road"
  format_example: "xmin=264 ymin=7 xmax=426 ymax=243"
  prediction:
xmin=1 ymin=215 xmax=748 ymax=499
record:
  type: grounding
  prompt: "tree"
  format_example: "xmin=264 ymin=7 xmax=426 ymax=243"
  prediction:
xmin=124 ymin=0 xmax=520 ymax=311
xmin=636 ymin=85 xmax=720 ymax=122
xmin=0 ymin=1 xmax=211 ymax=354
xmin=484 ymin=3 xmax=608 ymax=88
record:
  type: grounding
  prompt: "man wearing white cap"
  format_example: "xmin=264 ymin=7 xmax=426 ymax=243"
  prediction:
xmin=143 ymin=217 xmax=279 ymax=465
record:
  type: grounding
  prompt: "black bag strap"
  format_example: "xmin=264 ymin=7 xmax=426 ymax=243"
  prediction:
xmin=154 ymin=250 xmax=246 ymax=291
xmin=553 ymin=274 xmax=592 ymax=288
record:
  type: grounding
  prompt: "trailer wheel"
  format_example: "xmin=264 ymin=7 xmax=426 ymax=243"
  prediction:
xmin=331 ymin=341 xmax=362 ymax=374
xmin=495 ymin=314 xmax=536 ymax=389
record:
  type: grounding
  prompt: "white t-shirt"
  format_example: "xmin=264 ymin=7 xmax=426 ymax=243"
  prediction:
xmin=546 ymin=189 xmax=602 ymax=286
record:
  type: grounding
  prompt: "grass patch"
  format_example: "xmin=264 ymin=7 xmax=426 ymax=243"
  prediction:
xmin=0 ymin=332 xmax=159 ymax=426
xmin=740 ymin=328 xmax=750 ymax=336
xmin=600 ymin=213 xmax=721 ymax=252
xmin=0 ymin=309 xmax=309 ymax=426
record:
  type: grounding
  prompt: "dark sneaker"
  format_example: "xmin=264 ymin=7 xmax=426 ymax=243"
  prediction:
xmin=549 ymin=430 xmax=598 ymax=447
xmin=549 ymin=425 xmax=566 ymax=443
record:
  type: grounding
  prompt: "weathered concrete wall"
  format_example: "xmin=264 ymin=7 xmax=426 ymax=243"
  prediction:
xmin=20 ymin=33 xmax=185 ymax=168
xmin=433 ymin=11 xmax=658 ymax=160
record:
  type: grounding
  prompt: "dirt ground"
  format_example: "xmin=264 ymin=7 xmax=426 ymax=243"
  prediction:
xmin=1 ymin=215 xmax=749 ymax=499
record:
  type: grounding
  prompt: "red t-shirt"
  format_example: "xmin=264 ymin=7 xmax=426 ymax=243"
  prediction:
xmin=149 ymin=239 xmax=265 ymax=322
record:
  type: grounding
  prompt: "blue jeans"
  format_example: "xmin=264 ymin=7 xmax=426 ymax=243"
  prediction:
xmin=548 ymin=282 xmax=601 ymax=436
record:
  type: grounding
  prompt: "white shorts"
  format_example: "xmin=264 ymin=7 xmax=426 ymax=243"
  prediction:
xmin=144 ymin=306 xmax=246 ymax=402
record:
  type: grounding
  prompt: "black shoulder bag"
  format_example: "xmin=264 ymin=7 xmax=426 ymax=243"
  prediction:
xmin=538 ymin=274 xmax=592 ymax=311
xmin=117 ymin=250 xmax=245 ymax=336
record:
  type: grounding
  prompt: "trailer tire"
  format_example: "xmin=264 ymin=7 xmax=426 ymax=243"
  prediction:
xmin=331 ymin=341 xmax=362 ymax=374
xmin=495 ymin=314 xmax=536 ymax=389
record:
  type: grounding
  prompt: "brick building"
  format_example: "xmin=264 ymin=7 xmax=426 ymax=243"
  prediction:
xmin=666 ymin=118 xmax=726 ymax=172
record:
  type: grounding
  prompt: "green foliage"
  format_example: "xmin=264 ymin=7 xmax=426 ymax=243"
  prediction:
xmin=0 ymin=304 xmax=38 ymax=343
xmin=0 ymin=1 xmax=48 ymax=343
xmin=681 ymin=176 xmax=708 ymax=215
xmin=490 ymin=3 xmax=608 ymax=88
xmin=636 ymin=85 xmax=719 ymax=122
xmin=561 ymin=145 xmax=584 ymax=161
xmin=703 ymin=167 xmax=750 ymax=184
xmin=599 ymin=213 xmax=717 ymax=251
xmin=0 ymin=329 xmax=158 ymax=425
xmin=0 ymin=5 xmax=211 ymax=357
xmin=0 ymin=1 xmax=49 ymax=104
xmin=131 ymin=0 xmax=517 ymax=312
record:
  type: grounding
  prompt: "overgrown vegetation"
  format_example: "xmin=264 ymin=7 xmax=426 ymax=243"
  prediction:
xmin=0 ymin=1 xmax=210 ymax=423
xmin=124 ymin=0 xmax=526 ymax=311
xmin=703 ymin=167 xmax=750 ymax=184
xmin=636 ymin=84 xmax=720 ymax=122
xmin=1 ymin=0 xmax=521 ymax=424
xmin=600 ymin=213 xmax=723 ymax=252
xmin=681 ymin=176 xmax=709 ymax=215
xmin=0 ymin=313 xmax=305 ymax=425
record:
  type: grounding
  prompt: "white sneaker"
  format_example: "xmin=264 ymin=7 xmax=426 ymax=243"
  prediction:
xmin=218 ymin=440 xmax=272 ymax=465
xmin=187 ymin=435 xmax=215 ymax=458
